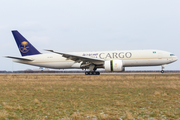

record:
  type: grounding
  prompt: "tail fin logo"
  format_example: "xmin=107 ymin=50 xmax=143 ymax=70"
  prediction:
xmin=19 ymin=41 xmax=29 ymax=53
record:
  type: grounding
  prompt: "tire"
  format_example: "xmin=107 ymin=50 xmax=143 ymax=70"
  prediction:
xmin=95 ymin=72 xmax=100 ymax=75
xmin=85 ymin=72 xmax=89 ymax=75
xmin=85 ymin=71 xmax=100 ymax=75
xmin=161 ymin=70 xmax=164 ymax=73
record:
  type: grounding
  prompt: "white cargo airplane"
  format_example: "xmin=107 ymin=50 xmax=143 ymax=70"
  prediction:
xmin=6 ymin=30 xmax=178 ymax=75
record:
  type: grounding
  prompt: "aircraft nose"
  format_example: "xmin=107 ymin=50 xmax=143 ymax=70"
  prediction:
xmin=174 ymin=56 xmax=178 ymax=62
xmin=176 ymin=56 xmax=178 ymax=61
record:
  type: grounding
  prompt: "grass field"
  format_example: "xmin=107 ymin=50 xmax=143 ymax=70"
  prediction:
xmin=0 ymin=73 xmax=180 ymax=119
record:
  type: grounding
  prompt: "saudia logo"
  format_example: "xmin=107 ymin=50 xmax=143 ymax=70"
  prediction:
xmin=83 ymin=52 xmax=132 ymax=59
xmin=19 ymin=41 xmax=29 ymax=53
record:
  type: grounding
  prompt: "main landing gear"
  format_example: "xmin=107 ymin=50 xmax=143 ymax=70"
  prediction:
xmin=85 ymin=64 xmax=100 ymax=75
xmin=85 ymin=71 xmax=100 ymax=75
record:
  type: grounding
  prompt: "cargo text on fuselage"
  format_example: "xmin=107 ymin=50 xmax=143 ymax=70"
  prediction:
xmin=83 ymin=52 xmax=132 ymax=59
xmin=99 ymin=52 xmax=132 ymax=59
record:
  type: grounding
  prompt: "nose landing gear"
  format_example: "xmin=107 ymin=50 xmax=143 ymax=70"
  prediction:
xmin=161 ymin=65 xmax=166 ymax=73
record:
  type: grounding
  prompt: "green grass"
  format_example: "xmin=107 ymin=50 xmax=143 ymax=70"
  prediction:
xmin=0 ymin=73 xmax=180 ymax=119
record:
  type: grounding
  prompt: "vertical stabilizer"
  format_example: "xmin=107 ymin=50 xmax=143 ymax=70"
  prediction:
xmin=12 ymin=30 xmax=41 ymax=56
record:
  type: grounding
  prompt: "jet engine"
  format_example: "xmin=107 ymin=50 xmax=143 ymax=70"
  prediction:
xmin=104 ymin=60 xmax=125 ymax=72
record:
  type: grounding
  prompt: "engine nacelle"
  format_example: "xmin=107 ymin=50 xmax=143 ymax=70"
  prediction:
xmin=104 ymin=60 xmax=124 ymax=72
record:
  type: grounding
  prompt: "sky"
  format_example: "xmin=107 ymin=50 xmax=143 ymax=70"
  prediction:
xmin=0 ymin=0 xmax=180 ymax=71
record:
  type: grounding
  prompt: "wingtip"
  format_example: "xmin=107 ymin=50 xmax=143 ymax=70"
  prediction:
xmin=44 ymin=49 xmax=54 ymax=52
xmin=4 ymin=56 xmax=10 ymax=58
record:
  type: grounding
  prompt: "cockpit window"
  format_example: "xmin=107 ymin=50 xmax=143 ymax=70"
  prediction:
xmin=170 ymin=54 xmax=175 ymax=56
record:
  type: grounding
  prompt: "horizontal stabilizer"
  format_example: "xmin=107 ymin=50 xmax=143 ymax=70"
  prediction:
xmin=5 ymin=56 xmax=33 ymax=61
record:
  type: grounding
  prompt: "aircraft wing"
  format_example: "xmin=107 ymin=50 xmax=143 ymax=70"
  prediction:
xmin=45 ymin=50 xmax=104 ymax=64
xmin=5 ymin=56 xmax=33 ymax=61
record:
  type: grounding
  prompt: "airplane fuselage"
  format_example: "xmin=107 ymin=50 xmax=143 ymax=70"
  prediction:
xmin=13 ymin=50 xmax=178 ymax=69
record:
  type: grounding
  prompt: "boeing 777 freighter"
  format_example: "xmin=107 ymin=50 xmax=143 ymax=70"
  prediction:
xmin=6 ymin=30 xmax=178 ymax=75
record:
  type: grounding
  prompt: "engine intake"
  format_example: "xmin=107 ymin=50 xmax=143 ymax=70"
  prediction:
xmin=104 ymin=60 xmax=124 ymax=72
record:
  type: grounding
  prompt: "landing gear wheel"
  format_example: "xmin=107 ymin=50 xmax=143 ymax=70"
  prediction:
xmin=84 ymin=71 xmax=100 ymax=75
xmin=85 ymin=72 xmax=89 ymax=75
xmin=161 ymin=70 xmax=164 ymax=73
